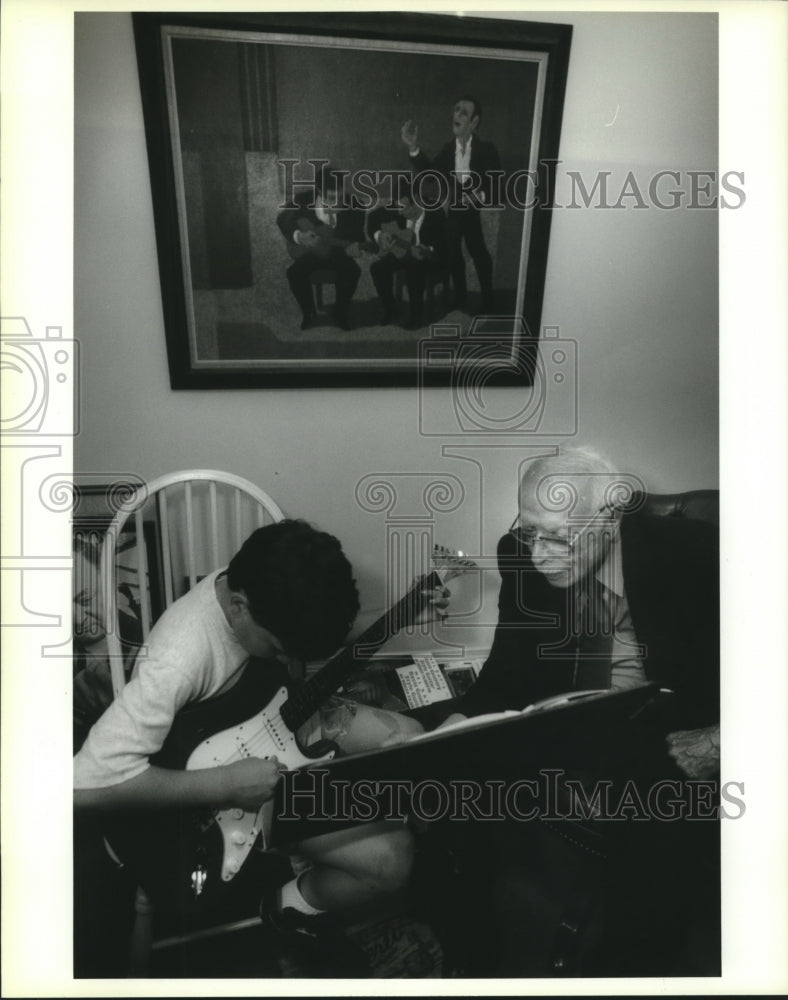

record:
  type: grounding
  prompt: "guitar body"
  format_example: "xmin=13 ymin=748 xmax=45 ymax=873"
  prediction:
xmin=103 ymin=546 xmax=476 ymax=908
xmin=104 ymin=662 xmax=334 ymax=909
xmin=379 ymin=220 xmax=415 ymax=259
xmin=186 ymin=685 xmax=336 ymax=876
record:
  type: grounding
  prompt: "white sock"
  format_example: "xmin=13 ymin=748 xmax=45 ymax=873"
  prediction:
xmin=278 ymin=875 xmax=325 ymax=917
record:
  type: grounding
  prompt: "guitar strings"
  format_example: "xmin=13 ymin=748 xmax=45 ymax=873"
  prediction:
xmin=197 ymin=552 xmax=475 ymax=779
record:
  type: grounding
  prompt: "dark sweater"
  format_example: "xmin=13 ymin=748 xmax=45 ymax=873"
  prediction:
xmin=457 ymin=512 xmax=719 ymax=731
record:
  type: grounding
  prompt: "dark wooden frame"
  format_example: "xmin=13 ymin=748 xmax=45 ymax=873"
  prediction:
xmin=133 ymin=11 xmax=572 ymax=389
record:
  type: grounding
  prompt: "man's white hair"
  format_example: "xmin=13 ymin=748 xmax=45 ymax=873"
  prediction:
xmin=519 ymin=445 xmax=624 ymax=518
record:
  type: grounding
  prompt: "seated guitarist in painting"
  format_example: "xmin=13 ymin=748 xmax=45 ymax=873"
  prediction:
xmin=74 ymin=520 xmax=445 ymax=975
xmin=277 ymin=168 xmax=364 ymax=331
xmin=369 ymin=181 xmax=449 ymax=329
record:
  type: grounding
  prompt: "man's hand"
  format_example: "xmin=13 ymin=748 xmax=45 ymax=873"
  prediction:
xmin=666 ymin=724 xmax=720 ymax=778
xmin=401 ymin=119 xmax=419 ymax=150
xmin=219 ymin=756 xmax=285 ymax=812
xmin=411 ymin=244 xmax=433 ymax=261
xmin=347 ymin=240 xmax=376 ymax=264
xmin=295 ymin=229 xmax=320 ymax=249
xmin=378 ymin=230 xmax=397 ymax=255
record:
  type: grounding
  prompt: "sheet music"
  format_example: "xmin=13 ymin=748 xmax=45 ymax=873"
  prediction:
xmin=395 ymin=655 xmax=453 ymax=707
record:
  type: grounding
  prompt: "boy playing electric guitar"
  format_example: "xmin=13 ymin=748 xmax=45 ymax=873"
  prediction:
xmin=74 ymin=520 xmax=448 ymax=975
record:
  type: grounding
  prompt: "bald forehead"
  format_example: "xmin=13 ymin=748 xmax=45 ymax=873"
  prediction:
xmin=519 ymin=471 xmax=605 ymax=522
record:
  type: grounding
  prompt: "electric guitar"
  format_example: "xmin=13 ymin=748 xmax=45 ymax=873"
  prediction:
xmin=105 ymin=545 xmax=476 ymax=905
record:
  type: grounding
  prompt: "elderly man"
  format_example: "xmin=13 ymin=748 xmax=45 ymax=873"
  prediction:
xmin=277 ymin=169 xmax=363 ymax=331
xmin=435 ymin=446 xmax=720 ymax=977
xmin=448 ymin=446 xmax=720 ymax=768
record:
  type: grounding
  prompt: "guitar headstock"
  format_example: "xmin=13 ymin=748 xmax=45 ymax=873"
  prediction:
xmin=431 ymin=544 xmax=478 ymax=584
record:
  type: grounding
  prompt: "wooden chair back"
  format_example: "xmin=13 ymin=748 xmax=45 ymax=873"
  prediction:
xmin=99 ymin=470 xmax=284 ymax=697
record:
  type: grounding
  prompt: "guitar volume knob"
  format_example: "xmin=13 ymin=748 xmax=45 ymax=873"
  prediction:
xmin=231 ymin=830 xmax=246 ymax=845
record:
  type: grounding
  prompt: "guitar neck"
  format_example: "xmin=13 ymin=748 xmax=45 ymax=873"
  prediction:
xmin=279 ymin=570 xmax=442 ymax=732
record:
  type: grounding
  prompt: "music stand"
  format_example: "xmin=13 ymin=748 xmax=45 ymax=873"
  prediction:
xmin=271 ymin=683 xmax=675 ymax=846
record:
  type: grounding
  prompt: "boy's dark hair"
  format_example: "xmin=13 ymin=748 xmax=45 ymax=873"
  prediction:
xmin=226 ymin=520 xmax=359 ymax=661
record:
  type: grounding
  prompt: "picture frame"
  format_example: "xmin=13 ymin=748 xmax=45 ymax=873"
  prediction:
xmin=72 ymin=482 xmax=165 ymax=638
xmin=132 ymin=11 xmax=572 ymax=389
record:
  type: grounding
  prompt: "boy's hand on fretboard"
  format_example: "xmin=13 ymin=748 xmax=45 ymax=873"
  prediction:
xmin=412 ymin=578 xmax=451 ymax=625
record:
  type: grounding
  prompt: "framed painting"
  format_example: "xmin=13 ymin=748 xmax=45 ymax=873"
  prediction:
xmin=132 ymin=11 xmax=572 ymax=388
xmin=71 ymin=482 xmax=165 ymax=631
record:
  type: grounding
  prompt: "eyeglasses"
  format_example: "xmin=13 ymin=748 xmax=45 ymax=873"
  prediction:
xmin=509 ymin=504 xmax=617 ymax=555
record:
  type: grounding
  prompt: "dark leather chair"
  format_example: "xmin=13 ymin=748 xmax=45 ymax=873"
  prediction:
xmin=620 ymin=489 xmax=719 ymax=526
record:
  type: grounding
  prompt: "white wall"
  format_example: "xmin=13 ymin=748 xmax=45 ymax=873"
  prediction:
xmin=74 ymin=12 xmax=719 ymax=646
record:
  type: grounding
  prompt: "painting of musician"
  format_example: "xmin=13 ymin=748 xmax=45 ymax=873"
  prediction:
xmin=276 ymin=168 xmax=365 ymax=331
xmin=368 ymin=180 xmax=450 ymax=330
xmin=134 ymin=12 xmax=570 ymax=386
